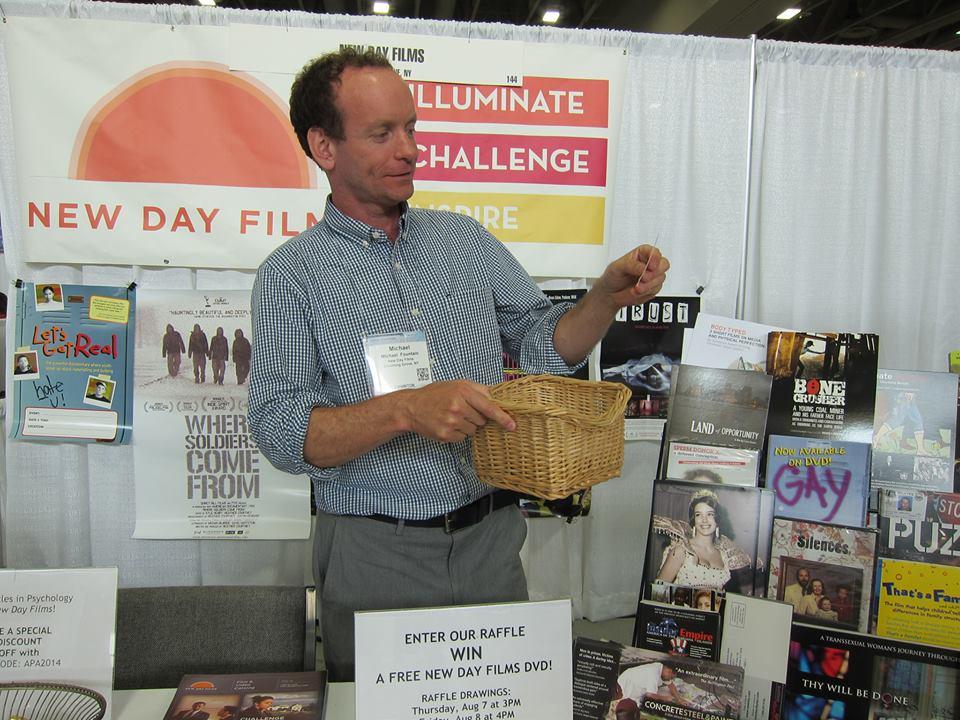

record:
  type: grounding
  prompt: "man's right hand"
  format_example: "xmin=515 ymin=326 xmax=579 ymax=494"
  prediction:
xmin=395 ymin=380 xmax=516 ymax=443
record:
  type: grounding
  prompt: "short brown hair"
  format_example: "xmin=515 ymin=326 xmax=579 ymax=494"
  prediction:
xmin=289 ymin=48 xmax=394 ymax=158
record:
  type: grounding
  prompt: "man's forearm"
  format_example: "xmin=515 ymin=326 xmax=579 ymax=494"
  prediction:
xmin=303 ymin=393 xmax=409 ymax=468
xmin=551 ymin=286 xmax=620 ymax=365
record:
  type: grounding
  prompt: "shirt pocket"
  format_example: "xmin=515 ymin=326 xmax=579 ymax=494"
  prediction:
xmin=441 ymin=285 xmax=503 ymax=384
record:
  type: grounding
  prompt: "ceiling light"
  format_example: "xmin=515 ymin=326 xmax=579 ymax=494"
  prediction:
xmin=777 ymin=7 xmax=801 ymax=20
xmin=542 ymin=9 xmax=560 ymax=23
xmin=197 ymin=0 xmax=216 ymax=6
xmin=373 ymin=1 xmax=390 ymax=13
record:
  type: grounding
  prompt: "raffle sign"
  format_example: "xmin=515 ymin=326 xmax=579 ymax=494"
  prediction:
xmin=355 ymin=599 xmax=572 ymax=720
xmin=2 ymin=17 xmax=625 ymax=277
xmin=0 ymin=568 xmax=117 ymax=719
xmin=132 ymin=289 xmax=310 ymax=539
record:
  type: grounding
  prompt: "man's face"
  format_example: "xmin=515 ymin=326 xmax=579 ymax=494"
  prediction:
xmin=319 ymin=66 xmax=418 ymax=216
xmin=661 ymin=666 xmax=676 ymax=682
xmin=838 ymin=587 xmax=848 ymax=599
xmin=797 ymin=568 xmax=809 ymax=585
xmin=17 ymin=357 xmax=30 ymax=371
xmin=256 ymin=699 xmax=273 ymax=711
xmin=94 ymin=383 xmax=107 ymax=398
xmin=193 ymin=703 xmax=206 ymax=711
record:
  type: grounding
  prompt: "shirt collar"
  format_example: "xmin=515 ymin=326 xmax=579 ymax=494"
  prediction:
xmin=321 ymin=196 xmax=409 ymax=245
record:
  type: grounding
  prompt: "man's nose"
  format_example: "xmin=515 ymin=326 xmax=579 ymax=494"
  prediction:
xmin=397 ymin=133 xmax=419 ymax=162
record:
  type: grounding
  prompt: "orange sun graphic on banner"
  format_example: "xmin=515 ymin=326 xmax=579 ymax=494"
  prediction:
xmin=71 ymin=62 xmax=314 ymax=189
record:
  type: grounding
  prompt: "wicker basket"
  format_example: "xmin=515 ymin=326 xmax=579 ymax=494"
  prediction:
xmin=472 ymin=374 xmax=631 ymax=499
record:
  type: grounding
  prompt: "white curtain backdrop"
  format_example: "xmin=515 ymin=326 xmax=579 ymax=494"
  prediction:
xmin=746 ymin=41 xmax=960 ymax=371
xmin=1 ymin=1 xmax=958 ymax=621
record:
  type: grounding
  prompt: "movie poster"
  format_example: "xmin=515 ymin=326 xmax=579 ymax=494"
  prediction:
xmin=600 ymin=296 xmax=700 ymax=421
xmin=767 ymin=518 xmax=878 ymax=633
xmin=645 ymin=481 xmax=772 ymax=597
xmin=132 ymin=289 xmax=309 ymax=539
xmin=766 ymin=332 xmax=879 ymax=444
xmin=784 ymin=622 xmax=960 ymax=720
xmin=878 ymin=489 xmax=960 ymax=566
xmin=9 ymin=281 xmax=135 ymax=443
xmin=873 ymin=558 xmax=960 ymax=650
xmin=572 ymin=637 xmax=743 ymax=720
xmin=872 ymin=369 xmax=957 ymax=493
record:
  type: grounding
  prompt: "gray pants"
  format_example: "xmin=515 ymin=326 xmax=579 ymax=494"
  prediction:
xmin=314 ymin=505 xmax=528 ymax=681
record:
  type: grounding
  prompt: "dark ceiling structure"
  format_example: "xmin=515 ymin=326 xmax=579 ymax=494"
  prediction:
xmin=96 ymin=0 xmax=960 ymax=50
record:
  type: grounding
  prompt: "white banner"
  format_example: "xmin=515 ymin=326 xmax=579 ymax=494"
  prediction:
xmin=355 ymin=599 xmax=572 ymax=720
xmin=0 ymin=568 xmax=117 ymax=719
xmin=132 ymin=289 xmax=310 ymax=539
xmin=3 ymin=17 xmax=624 ymax=276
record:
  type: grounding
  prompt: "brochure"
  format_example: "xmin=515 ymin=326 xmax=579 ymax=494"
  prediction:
xmin=9 ymin=281 xmax=135 ymax=443
xmin=163 ymin=672 xmax=326 ymax=720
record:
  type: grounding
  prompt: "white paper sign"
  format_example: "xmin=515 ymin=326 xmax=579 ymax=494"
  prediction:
xmin=719 ymin=593 xmax=793 ymax=720
xmin=0 ymin=568 xmax=118 ymax=719
xmin=355 ymin=599 xmax=572 ymax=720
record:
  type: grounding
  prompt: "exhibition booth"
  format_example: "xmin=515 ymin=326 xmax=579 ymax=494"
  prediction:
xmin=0 ymin=0 xmax=958 ymax=717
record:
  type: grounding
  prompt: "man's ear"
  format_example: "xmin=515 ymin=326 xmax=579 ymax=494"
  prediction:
xmin=307 ymin=127 xmax=336 ymax=171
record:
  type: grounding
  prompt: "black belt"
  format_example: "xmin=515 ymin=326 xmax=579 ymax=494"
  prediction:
xmin=366 ymin=490 xmax=518 ymax=534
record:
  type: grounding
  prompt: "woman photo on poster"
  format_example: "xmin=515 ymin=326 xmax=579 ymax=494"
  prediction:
xmin=652 ymin=486 xmax=755 ymax=594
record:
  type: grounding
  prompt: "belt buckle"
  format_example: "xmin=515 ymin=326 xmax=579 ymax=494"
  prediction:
xmin=443 ymin=494 xmax=494 ymax=534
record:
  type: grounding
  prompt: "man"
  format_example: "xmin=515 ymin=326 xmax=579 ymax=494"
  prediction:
xmin=232 ymin=328 xmax=251 ymax=385
xmin=833 ymin=585 xmax=854 ymax=624
xmin=210 ymin=326 xmax=229 ymax=385
xmin=162 ymin=323 xmax=186 ymax=377
xmin=248 ymin=48 xmax=669 ymax=680
xmin=13 ymin=354 xmax=34 ymax=375
xmin=188 ymin=324 xmax=209 ymax=383
xmin=238 ymin=696 xmax=273 ymax=718
xmin=173 ymin=701 xmax=210 ymax=720
xmin=86 ymin=380 xmax=109 ymax=403
xmin=783 ymin=567 xmax=810 ymax=612
xmin=617 ymin=662 xmax=686 ymax=709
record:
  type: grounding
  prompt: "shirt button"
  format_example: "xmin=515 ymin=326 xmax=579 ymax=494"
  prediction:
xmin=362 ymin=240 xmax=369 ymax=247
xmin=394 ymin=262 xmax=402 ymax=270
xmin=410 ymin=307 xmax=420 ymax=316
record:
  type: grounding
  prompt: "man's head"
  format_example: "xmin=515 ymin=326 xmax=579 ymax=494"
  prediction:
xmin=290 ymin=48 xmax=394 ymax=153
xmin=796 ymin=567 xmax=810 ymax=586
xmin=291 ymin=49 xmax=418 ymax=220
xmin=93 ymin=381 xmax=107 ymax=398
xmin=252 ymin=696 xmax=273 ymax=711
xmin=660 ymin=663 xmax=676 ymax=682
xmin=16 ymin=355 xmax=31 ymax=372
xmin=837 ymin=585 xmax=849 ymax=600
xmin=191 ymin=702 xmax=206 ymax=711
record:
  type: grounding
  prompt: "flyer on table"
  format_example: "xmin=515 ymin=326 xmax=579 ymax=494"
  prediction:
xmin=0 ymin=568 xmax=117 ymax=720
xmin=355 ymin=599 xmax=572 ymax=720
xmin=132 ymin=289 xmax=310 ymax=539
xmin=9 ymin=281 xmax=135 ymax=444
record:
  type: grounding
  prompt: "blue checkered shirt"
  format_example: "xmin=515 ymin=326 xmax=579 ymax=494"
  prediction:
xmin=249 ymin=198 xmax=579 ymax=519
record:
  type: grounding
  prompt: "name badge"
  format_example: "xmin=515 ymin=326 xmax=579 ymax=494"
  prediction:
xmin=362 ymin=331 xmax=433 ymax=396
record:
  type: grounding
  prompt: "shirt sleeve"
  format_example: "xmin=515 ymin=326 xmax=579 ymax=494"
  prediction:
xmin=481 ymin=227 xmax=587 ymax=375
xmin=248 ymin=256 xmax=336 ymax=479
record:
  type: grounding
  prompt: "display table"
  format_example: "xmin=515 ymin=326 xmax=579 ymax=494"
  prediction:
xmin=113 ymin=683 xmax=355 ymax=719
